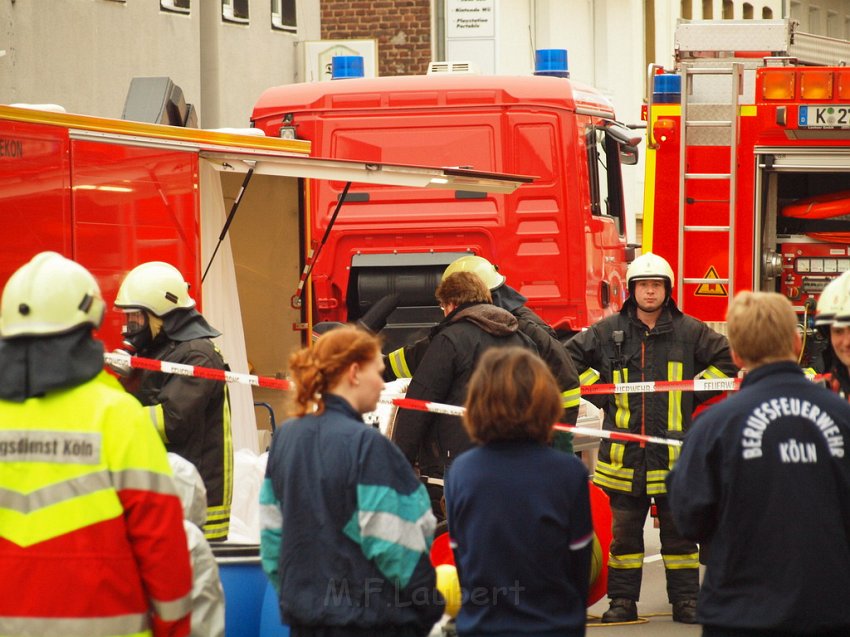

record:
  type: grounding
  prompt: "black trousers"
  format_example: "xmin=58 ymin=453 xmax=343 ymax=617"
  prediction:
xmin=606 ymin=492 xmax=699 ymax=603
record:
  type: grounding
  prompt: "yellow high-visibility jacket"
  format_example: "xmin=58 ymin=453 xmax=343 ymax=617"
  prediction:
xmin=0 ymin=372 xmax=193 ymax=637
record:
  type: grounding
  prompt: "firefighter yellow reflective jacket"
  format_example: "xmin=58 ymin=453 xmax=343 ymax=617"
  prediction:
xmin=0 ymin=371 xmax=193 ymax=637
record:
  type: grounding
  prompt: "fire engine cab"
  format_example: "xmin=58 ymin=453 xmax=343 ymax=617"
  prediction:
xmin=643 ymin=19 xmax=850 ymax=365
xmin=252 ymin=59 xmax=641 ymax=348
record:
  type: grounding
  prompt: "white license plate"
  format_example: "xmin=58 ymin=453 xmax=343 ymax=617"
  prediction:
xmin=799 ymin=105 xmax=850 ymax=128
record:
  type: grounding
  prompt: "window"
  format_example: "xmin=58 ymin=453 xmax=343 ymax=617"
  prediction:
xmin=722 ymin=0 xmax=734 ymax=19
xmin=702 ymin=0 xmax=713 ymax=19
xmin=586 ymin=125 xmax=627 ymax=235
xmin=272 ymin=0 xmax=297 ymax=32
xmin=828 ymin=11 xmax=840 ymax=38
xmin=681 ymin=0 xmax=692 ymax=20
xmin=763 ymin=7 xmax=773 ymax=19
xmin=161 ymin=0 xmax=190 ymax=13
xmin=223 ymin=0 xmax=249 ymax=24
xmin=743 ymin=3 xmax=753 ymax=19
xmin=809 ymin=7 xmax=821 ymax=34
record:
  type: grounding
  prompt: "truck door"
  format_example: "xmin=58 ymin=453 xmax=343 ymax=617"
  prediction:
xmin=585 ymin=123 xmax=629 ymax=314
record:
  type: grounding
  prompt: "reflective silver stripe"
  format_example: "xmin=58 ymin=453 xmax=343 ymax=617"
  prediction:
xmin=608 ymin=553 xmax=644 ymax=569
xmin=260 ymin=503 xmax=282 ymax=531
xmin=662 ymin=553 xmax=700 ymax=570
xmin=561 ymin=387 xmax=581 ymax=409
xmin=0 ymin=612 xmax=149 ymax=636
xmin=152 ymin=591 xmax=193 ymax=621
xmin=0 ymin=468 xmax=176 ymax=514
xmin=0 ymin=471 xmax=111 ymax=513
xmin=388 ymin=349 xmax=412 ymax=379
xmin=701 ymin=365 xmax=729 ymax=379
xmin=579 ymin=367 xmax=600 ymax=385
xmin=570 ymin=531 xmax=593 ymax=551
xmin=0 ymin=430 xmax=101 ymax=464
xmin=112 ymin=469 xmax=178 ymax=496
xmin=358 ymin=510 xmax=429 ymax=553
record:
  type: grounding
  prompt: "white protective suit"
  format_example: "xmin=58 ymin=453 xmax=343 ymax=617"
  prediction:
xmin=168 ymin=453 xmax=226 ymax=637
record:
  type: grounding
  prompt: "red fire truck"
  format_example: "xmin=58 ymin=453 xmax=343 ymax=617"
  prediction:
xmin=643 ymin=19 xmax=850 ymax=363
xmin=251 ymin=68 xmax=641 ymax=347
xmin=0 ymin=102 xmax=526 ymax=423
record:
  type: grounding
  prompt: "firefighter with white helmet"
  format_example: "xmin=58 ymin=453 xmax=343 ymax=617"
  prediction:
xmin=114 ymin=261 xmax=233 ymax=541
xmin=566 ymin=251 xmax=736 ymax=624
xmin=0 ymin=252 xmax=193 ymax=636
xmin=815 ymin=272 xmax=850 ymax=327
xmin=819 ymin=272 xmax=850 ymax=401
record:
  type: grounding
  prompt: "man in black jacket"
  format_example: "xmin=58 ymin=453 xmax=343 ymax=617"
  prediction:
xmin=566 ymin=252 xmax=736 ymax=624
xmin=391 ymin=271 xmax=535 ymax=488
xmin=114 ymin=261 xmax=233 ymax=541
xmin=384 ymin=255 xmax=581 ymax=442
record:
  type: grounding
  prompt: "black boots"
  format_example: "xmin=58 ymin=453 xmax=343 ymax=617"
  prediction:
xmin=601 ymin=598 xmax=638 ymax=623
xmin=601 ymin=597 xmax=697 ymax=624
xmin=672 ymin=598 xmax=698 ymax=624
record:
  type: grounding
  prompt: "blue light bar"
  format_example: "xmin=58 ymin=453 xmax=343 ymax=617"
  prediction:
xmin=534 ymin=49 xmax=569 ymax=78
xmin=331 ymin=56 xmax=365 ymax=80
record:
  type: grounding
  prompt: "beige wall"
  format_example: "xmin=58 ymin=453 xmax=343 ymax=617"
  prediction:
xmin=0 ymin=0 xmax=319 ymax=128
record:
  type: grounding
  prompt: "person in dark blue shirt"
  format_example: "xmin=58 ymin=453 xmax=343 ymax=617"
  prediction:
xmin=445 ymin=346 xmax=592 ymax=637
xmin=668 ymin=291 xmax=850 ymax=637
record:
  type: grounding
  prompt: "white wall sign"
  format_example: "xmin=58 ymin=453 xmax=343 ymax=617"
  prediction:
xmin=447 ymin=0 xmax=495 ymax=38
xmin=302 ymin=39 xmax=378 ymax=82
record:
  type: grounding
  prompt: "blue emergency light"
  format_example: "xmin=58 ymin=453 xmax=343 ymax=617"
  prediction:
xmin=331 ymin=56 xmax=365 ymax=80
xmin=534 ymin=49 xmax=569 ymax=78
xmin=653 ymin=73 xmax=682 ymax=104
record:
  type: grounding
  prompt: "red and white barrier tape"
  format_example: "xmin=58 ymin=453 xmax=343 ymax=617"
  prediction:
xmin=104 ymin=353 xmax=829 ymax=448
xmin=103 ymin=352 xmax=292 ymax=391
xmin=104 ymin=353 xmax=828 ymax=396
xmin=386 ymin=397 xmax=681 ymax=447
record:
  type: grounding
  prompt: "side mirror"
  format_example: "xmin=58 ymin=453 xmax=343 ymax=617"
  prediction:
xmin=620 ymin=144 xmax=639 ymax=166
xmin=605 ymin=122 xmax=642 ymax=147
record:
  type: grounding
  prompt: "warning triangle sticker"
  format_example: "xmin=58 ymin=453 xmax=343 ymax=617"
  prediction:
xmin=694 ymin=266 xmax=728 ymax=297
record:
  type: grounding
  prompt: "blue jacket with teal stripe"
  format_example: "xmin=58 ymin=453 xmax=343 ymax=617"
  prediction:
xmin=260 ymin=394 xmax=444 ymax=635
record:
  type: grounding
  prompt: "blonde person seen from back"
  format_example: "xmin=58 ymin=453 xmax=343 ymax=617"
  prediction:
xmin=445 ymin=346 xmax=593 ymax=637
xmin=668 ymin=291 xmax=850 ymax=636
xmin=259 ymin=325 xmax=444 ymax=637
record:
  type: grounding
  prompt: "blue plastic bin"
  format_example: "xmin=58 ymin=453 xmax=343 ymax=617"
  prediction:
xmin=215 ymin=543 xmax=289 ymax=637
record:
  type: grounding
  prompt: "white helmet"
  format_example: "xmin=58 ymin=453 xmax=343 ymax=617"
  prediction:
xmin=443 ymin=255 xmax=506 ymax=290
xmin=816 ymin=271 xmax=850 ymax=327
xmin=0 ymin=252 xmax=105 ymax=338
xmin=115 ymin=262 xmax=195 ymax=317
xmin=626 ymin=252 xmax=675 ymax=290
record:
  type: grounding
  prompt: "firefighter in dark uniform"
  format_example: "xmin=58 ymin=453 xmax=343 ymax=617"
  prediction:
xmin=667 ymin=291 xmax=850 ymax=637
xmin=114 ymin=261 xmax=233 ymax=542
xmin=566 ymin=252 xmax=736 ymax=624
xmin=391 ymin=271 xmax=536 ymax=495
xmin=385 ymin=255 xmax=581 ymax=444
